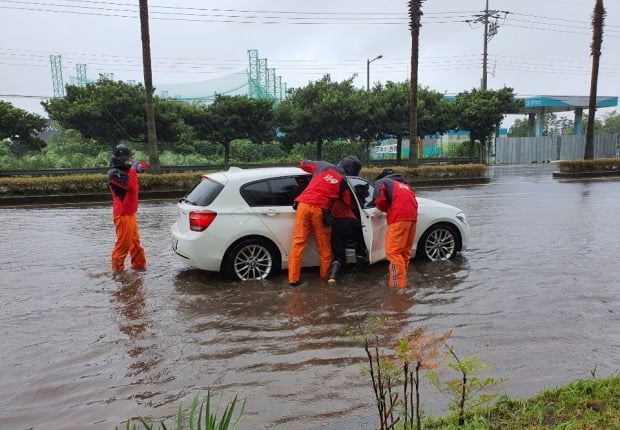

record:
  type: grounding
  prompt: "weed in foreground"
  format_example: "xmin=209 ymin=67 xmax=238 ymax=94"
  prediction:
xmin=117 ymin=390 xmax=245 ymax=430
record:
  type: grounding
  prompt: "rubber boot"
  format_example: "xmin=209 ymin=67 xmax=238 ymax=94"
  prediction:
xmin=327 ymin=261 xmax=341 ymax=284
xmin=356 ymin=249 xmax=369 ymax=271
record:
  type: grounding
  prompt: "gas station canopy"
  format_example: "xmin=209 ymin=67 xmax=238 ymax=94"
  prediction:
xmin=521 ymin=95 xmax=618 ymax=136
xmin=523 ymin=95 xmax=618 ymax=113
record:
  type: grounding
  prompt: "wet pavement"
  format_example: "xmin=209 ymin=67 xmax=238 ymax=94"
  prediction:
xmin=1 ymin=164 xmax=618 ymax=429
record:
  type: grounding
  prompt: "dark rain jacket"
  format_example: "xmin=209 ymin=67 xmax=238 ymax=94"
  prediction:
xmin=108 ymin=157 xmax=139 ymax=216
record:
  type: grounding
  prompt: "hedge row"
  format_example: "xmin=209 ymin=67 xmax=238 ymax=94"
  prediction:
xmin=557 ymin=158 xmax=620 ymax=173
xmin=0 ymin=164 xmax=487 ymax=197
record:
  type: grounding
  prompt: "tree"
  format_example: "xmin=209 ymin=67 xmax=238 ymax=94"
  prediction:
xmin=202 ymin=95 xmax=275 ymax=167
xmin=417 ymin=86 xmax=456 ymax=138
xmin=585 ymin=0 xmax=605 ymax=159
xmin=43 ymin=79 xmax=191 ymax=153
xmin=43 ymin=79 xmax=149 ymax=149
xmin=581 ymin=113 xmax=603 ymax=135
xmin=508 ymin=117 xmax=529 ymax=137
xmin=545 ymin=113 xmax=574 ymax=136
xmin=372 ymin=81 xmax=409 ymax=163
xmin=454 ymin=87 xmax=523 ymax=162
xmin=154 ymin=99 xmax=202 ymax=153
xmin=275 ymin=75 xmax=367 ymax=160
xmin=602 ymin=110 xmax=620 ymax=134
xmin=372 ymin=82 xmax=454 ymax=164
xmin=0 ymin=101 xmax=47 ymax=156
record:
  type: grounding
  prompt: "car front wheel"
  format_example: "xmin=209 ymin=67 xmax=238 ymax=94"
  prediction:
xmin=224 ymin=238 xmax=281 ymax=281
xmin=417 ymin=223 xmax=459 ymax=261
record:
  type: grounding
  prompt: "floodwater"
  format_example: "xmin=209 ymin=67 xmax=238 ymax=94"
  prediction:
xmin=1 ymin=165 xmax=618 ymax=430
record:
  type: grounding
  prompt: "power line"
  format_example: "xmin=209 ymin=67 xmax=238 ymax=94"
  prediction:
xmin=502 ymin=22 xmax=620 ymax=38
xmin=0 ymin=2 xmax=474 ymax=24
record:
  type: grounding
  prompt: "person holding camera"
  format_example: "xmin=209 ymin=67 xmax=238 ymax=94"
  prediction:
xmin=108 ymin=144 xmax=149 ymax=273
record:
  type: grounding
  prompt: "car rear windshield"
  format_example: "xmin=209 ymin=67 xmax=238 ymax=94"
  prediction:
xmin=180 ymin=177 xmax=224 ymax=206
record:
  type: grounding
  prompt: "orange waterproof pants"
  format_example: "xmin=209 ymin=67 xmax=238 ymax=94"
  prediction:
xmin=385 ymin=220 xmax=416 ymax=288
xmin=111 ymin=214 xmax=146 ymax=272
xmin=288 ymin=203 xmax=332 ymax=283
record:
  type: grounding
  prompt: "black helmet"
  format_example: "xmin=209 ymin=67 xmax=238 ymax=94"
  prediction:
xmin=338 ymin=155 xmax=362 ymax=176
xmin=112 ymin=144 xmax=132 ymax=161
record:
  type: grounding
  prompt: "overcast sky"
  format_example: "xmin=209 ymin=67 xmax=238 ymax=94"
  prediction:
xmin=1 ymin=0 xmax=618 ymax=126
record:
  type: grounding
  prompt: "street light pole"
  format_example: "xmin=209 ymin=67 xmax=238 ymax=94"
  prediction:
xmin=366 ymin=54 xmax=383 ymax=91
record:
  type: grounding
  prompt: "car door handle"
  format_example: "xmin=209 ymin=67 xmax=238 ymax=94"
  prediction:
xmin=262 ymin=211 xmax=280 ymax=216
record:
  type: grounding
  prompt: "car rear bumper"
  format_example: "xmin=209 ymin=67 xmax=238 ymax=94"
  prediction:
xmin=171 ymin=222 xmax=223 ymax=272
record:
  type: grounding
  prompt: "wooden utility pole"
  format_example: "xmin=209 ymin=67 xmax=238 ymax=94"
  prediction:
xmin=469 ymin=1 xmax=505 ymax=90
xmin=408 ymin=0 xmax=424 ymax=166
xmin=482 ymin=0 xmax=489 ymax=90
xmin=585 ymin=0 xmax=605 ymax=160
xmin=139 ymin=0 xmax=160 ymax=173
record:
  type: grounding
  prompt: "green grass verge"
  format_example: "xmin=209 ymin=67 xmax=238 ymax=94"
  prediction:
xmin=424 ymin=374 xmax=619 ymax=429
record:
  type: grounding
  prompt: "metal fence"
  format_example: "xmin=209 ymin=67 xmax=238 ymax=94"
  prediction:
xmin=495 ymin=133 xmax=619 ymax=164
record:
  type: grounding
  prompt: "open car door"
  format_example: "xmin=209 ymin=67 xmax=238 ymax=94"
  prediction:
xmin=347 ymin=177 xmax=387 ymax=264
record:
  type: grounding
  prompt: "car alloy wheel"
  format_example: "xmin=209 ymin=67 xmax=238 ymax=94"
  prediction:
xmin=420 ymin=223 xmax=458 ymax=261
xmin=225 ymin=239 xmax=280 ymax=281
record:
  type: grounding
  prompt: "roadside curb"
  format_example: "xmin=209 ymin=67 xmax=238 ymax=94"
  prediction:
xmin=552 ymin=170 xmax=620 ymax=179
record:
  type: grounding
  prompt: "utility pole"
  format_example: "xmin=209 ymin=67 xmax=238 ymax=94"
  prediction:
xmin=468 ymin=1 xmax=507 ymax=90
xmin=409 ymin=0 xmax=425 ymax=166
xmin=139 ymin=0 xmax=160 ymax=173
xmin=482 ymin=0 xmax=489 ymax=90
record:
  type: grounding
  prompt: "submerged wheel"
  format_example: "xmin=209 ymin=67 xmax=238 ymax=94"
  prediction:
xmin=417 ymin=223 xmax=459 ymax=261
xmin=224 ymin=238 xmax=281 ymax=281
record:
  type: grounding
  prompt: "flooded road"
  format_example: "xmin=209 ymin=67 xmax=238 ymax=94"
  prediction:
xmin=1 ymin=165 xmax=618 ymax=429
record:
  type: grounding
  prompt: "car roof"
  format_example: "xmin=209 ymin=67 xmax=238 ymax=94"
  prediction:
xmin=203 ymin=166 xmax=308 ymax=184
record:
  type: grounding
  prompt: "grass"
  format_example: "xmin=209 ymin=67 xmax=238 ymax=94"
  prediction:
xmin=120 ymin=375 xmax=619 ymax=429
xmin=118 ymin=391 xmax=245 ymax=430
xmin=423 ymin=373 xmax=620 ymax=429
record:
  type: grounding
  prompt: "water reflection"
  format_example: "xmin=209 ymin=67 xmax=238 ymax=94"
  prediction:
xmin=411 ymin=257 xmax=471 ymax=306
xmin=110 ymin=273 xmax=159 ymax=376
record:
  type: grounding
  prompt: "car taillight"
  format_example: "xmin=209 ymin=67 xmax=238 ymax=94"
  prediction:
xmin=189 ymin=210 xmax=217 ymax=232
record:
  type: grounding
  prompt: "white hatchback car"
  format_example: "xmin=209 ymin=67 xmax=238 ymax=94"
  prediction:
xmin=171 ymin=166 xmax=470 ymax=281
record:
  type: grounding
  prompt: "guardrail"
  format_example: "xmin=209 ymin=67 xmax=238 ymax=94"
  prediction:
xmin=0 ymin=158 xmax=476 ymax=177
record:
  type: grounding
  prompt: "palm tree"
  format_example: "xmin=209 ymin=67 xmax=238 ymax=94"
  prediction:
xmin=408 ymin=0 xmax=425 ymax=166
xmin=585 ymin=0 xmax=605 ymax=160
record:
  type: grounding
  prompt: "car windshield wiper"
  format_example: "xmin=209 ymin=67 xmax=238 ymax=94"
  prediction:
xmin=179 ymin=197 xmax=197 ymax=205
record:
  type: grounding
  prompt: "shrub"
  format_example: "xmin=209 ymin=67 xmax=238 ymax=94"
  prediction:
xmin=558 ymin=158 xmax=620 ymax=173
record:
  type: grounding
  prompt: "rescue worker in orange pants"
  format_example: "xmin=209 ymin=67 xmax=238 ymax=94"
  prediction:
xmin=108 ymin=144 xmax=149 ymax=273
xmin=372 ymin=169 xmax=418 ymax=288
xmin=288 ymin=156 xmax=362 ymax=287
